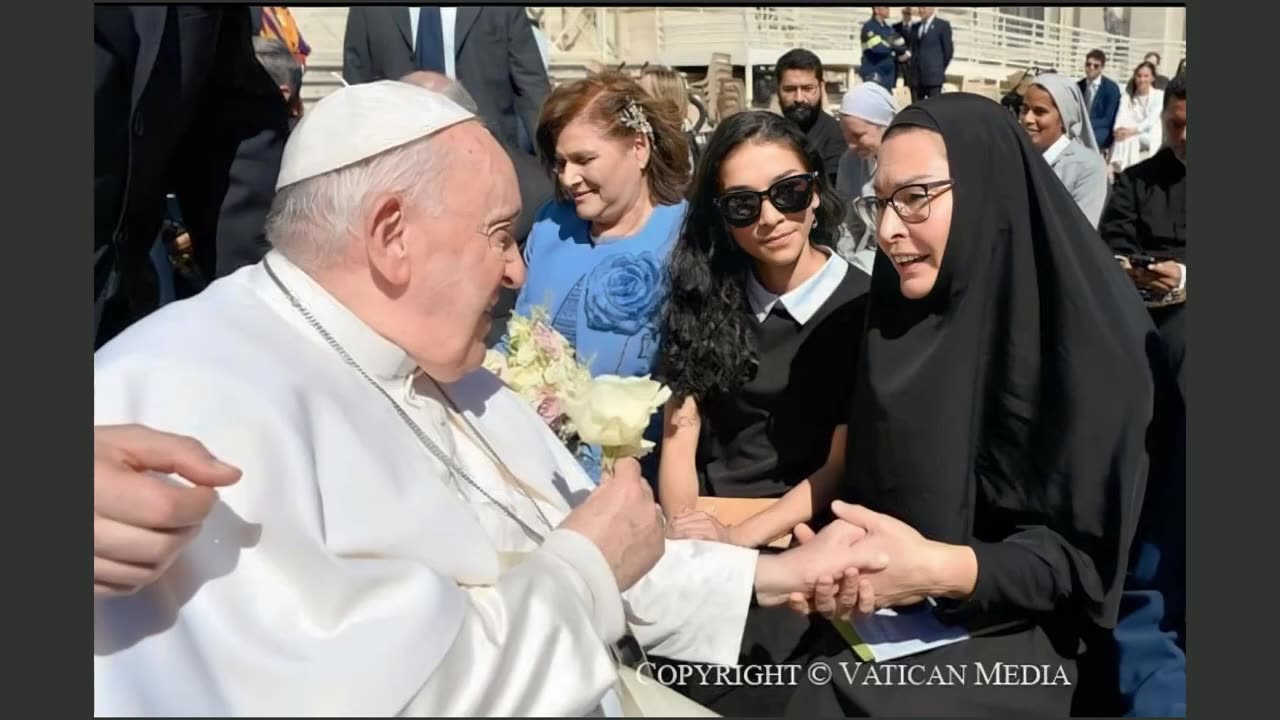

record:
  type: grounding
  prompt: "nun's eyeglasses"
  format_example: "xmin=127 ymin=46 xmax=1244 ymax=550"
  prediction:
xmin=714 ymin=172 xmax=819 ymax=228
xmin=855 ymin=180 xmax=956 ymax=224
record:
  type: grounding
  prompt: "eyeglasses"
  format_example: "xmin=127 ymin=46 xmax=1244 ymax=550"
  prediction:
xmin=1085 ymin=61 xmax=1103 ymax=69
xmin=855 ymin=179 xmax=955 ymax=225
xmin=478 ymin=223 xmax=518 ymax=255
xmin=714 ymin=172 xmax=819 ymax=228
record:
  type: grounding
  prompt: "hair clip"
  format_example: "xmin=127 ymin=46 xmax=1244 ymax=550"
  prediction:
xmin=620 ymin=98 xmax=655 ymax=145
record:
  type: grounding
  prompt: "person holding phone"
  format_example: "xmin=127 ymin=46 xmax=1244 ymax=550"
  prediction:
xmin=1100 ymin=74 xmax=1186 ymax=394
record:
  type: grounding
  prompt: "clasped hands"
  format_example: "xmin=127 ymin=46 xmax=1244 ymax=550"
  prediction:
xmin=751 ymin=502 xmax=978 ymax=624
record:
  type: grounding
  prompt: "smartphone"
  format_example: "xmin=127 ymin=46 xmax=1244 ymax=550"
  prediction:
xmin=1129 ymin=254 xmax=1158 ymax=269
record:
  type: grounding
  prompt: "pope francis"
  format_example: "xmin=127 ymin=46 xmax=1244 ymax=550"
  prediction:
xmin=92 ymin=81 xmax=881 ymax=716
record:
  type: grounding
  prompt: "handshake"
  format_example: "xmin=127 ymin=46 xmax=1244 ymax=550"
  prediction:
xmin=558 ymin=459 xmax=978 ymax=623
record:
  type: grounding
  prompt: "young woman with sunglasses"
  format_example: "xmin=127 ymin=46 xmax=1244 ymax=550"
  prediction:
xmin=647 ymin=108 xmax=871 ymax=717
xmin=656 ymin=110 xmax=869 ymax=550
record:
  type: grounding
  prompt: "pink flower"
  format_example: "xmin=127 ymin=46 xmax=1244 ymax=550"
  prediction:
xmin=532 ymin=323 xmax=563 ymax=359
xmin=536 ymin=394 xmax=562 ymax=425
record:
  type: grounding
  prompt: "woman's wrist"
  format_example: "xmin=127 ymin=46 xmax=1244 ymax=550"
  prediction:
xmin=927 ymin=541 xmax=978 ymax=600
xmin=728 ymin=517 xmax=770 ymax=548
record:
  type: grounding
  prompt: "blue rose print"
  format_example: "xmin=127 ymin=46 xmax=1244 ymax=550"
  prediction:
xmin=583 ymin=251 xmax=664 ymax=336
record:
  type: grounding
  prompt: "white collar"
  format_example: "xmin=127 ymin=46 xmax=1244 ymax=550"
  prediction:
xmin=747 ymin=247 xmax=849 ymax=325
xmin=1042 ymin=134 xmax=1072 ymax=166
xmin=253 ymin=250 xmax=419 ymax=381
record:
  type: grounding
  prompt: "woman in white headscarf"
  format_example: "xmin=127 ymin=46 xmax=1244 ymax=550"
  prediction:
xmin=1020 ymin=72 xmax=1109 ymax=226
xmin=835 ymin=82 xmax=898 ymax=275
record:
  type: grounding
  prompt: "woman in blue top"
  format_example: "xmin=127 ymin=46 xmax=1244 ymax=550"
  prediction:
xmin=512 ymin=70 xmax=692 ymax=479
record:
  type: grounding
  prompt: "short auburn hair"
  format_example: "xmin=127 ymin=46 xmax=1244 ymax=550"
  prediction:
xmin=535 ymin=70 xmax=690 ymax=205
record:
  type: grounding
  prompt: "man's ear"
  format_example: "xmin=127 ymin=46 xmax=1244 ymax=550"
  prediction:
xmin=364 ymin=194 xmax=411 ymax=287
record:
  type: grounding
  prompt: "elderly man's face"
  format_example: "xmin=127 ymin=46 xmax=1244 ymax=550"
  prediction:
xmin=402 ymin=122 xmax=524 ymax=381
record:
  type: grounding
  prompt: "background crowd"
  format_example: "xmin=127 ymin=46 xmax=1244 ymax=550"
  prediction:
xmin=94 ymin=5 xmax=1186 ymax=717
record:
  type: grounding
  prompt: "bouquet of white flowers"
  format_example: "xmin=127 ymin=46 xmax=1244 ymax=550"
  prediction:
xmin=485 ymin=307 xmax=671 ymax=473
xmin=483 ymin=307 xmax=593 ymax=449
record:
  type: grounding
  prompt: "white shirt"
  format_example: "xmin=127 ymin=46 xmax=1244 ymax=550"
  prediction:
xmin=93 ymin=251 xmax=758 ymax=716
xmin=1042 ymin=134 xmax=1072 ymax=166
xmin=1085 ymin=76 xmax=1102 ymax=107
xmin=919 ymin=15 xmax=934 ymax=36
xmin=409 ymin=6 xmax=458 ymax=79
xmin=747 ymin=247 xmax=850 ymax=324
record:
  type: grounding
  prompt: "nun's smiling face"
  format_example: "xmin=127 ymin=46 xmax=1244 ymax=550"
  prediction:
xmin=872 ymin=127 xmax=953 ymax=300
xmin=1020 ymin=85 xmax=1065 ymax=152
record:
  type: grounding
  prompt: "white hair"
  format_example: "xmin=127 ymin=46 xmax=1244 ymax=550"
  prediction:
xmin=265 ymin=134 xmax=454 ymax=270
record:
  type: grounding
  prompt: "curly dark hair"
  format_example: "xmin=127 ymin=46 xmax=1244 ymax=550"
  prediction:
xmin=657 ymin=110 xmax=844 ymax=406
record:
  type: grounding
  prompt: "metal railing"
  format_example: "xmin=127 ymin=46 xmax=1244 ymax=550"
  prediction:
xmin=936 ymin=8 xmax=1183 ymax=82
xmin=619 ymin=6 xmax=1185 ymax=82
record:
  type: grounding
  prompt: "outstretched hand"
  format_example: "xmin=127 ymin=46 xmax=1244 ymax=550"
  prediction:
xmin=94 ymin=424 xmax=242 ymax=597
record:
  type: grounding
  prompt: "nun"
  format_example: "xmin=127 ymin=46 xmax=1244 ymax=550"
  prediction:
xmin=785 ymin=93 xmax=1172 ymax=716
xmin=1020 ymin=73 xmax=1109 ymax=227
xmin=835 ymin=82 xmax=898 ymax=275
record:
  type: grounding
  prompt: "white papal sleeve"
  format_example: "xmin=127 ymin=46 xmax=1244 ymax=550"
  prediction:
xmin=398 ymin=528 xmax=628 ymax=716
xmin=93 ymin=356 xmax=627 ymax=717
xmin=623 ymin=539 xmax=760 ymax=667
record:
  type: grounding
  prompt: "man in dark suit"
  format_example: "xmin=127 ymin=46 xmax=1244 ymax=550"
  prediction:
xmin=1079 ymin=49 xmax=1122 ymax=152
xmin=399 ymin=71 xmax=554 ymax=346
xmin=907 ymin=7 xmax=952 ymax=101
xmin=95 ymin=5 xmax=289 ymax=348
xmin=893 ymin=7 xmax=919 ymax=92
xmin=343 ymin=6 xmax=550 ymax=156
xmin=1099 ymin=75 xmax=1186 ymax=394
xmin=1100 ymin=78 xmax=1186 ymax=720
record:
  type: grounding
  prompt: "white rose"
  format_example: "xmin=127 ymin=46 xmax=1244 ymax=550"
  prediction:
xmin=563 ymin=375 xmax=672 ymax=451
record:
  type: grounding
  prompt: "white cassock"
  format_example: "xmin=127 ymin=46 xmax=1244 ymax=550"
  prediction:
xmin=94 ymin=251 xmax=760 ymax=716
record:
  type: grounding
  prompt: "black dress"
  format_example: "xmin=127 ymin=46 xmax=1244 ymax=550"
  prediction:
xmin=654 ymin=256 xmax=870 ymax=716
xmin=784 ymin=94 xmax=1161 ymax=717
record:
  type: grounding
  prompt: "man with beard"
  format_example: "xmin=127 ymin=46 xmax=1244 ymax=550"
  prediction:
xmin=774 ymin=49 xmax=847 ymax=185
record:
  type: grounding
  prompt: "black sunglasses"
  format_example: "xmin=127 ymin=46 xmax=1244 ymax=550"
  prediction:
xmin=714 ymin=172 xmax=819 ymax=228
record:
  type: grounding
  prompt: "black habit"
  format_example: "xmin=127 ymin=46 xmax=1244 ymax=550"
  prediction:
xmin=785 ymin=93 xmax=1160 ymax=717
